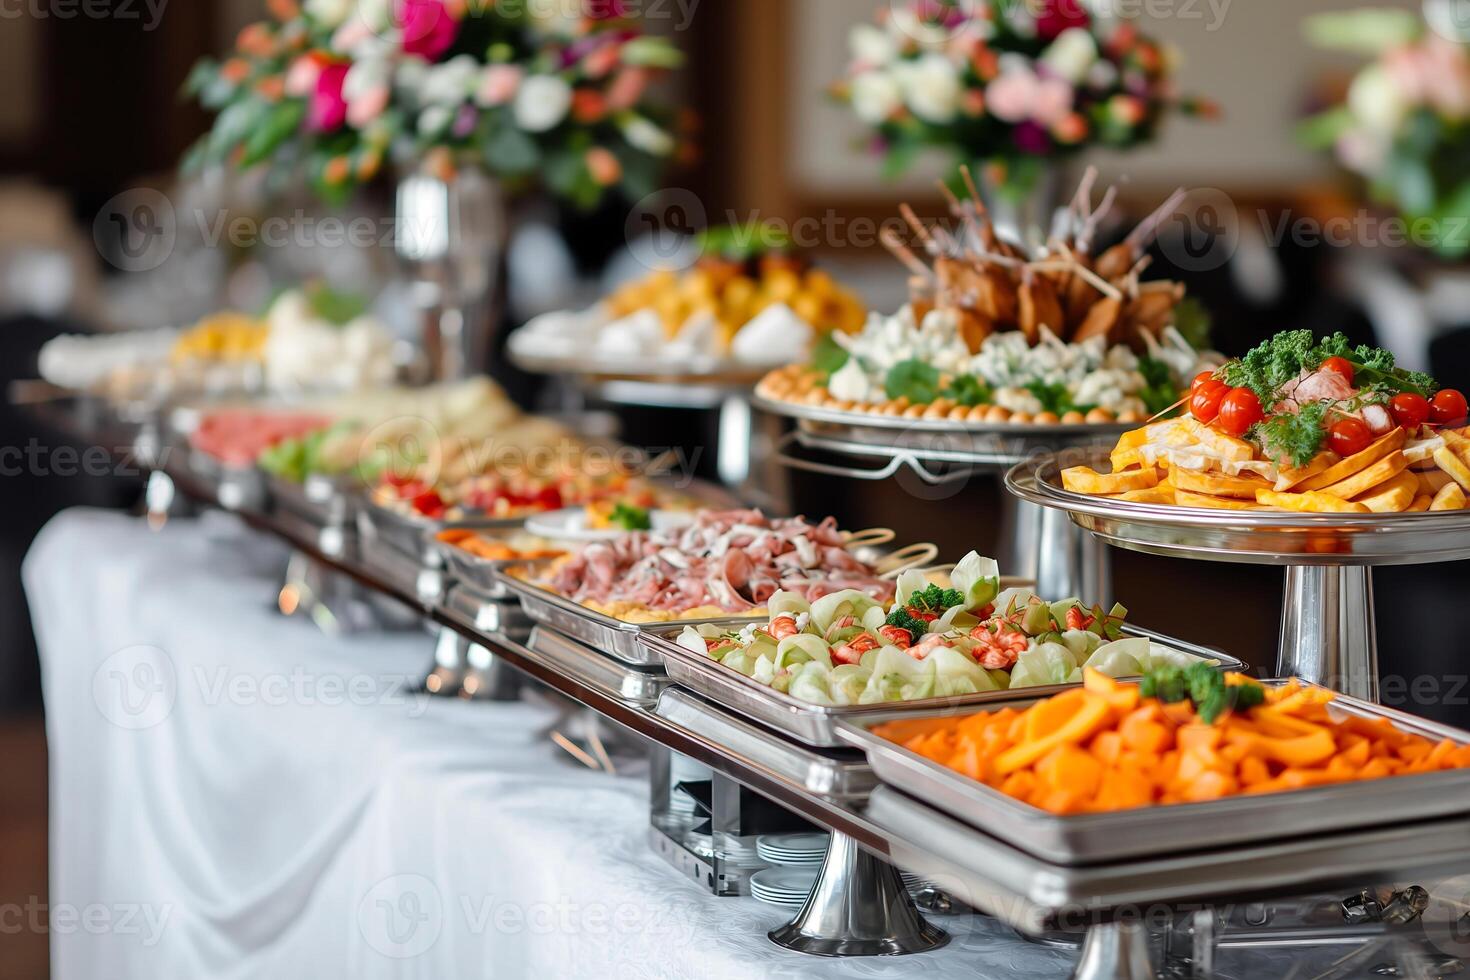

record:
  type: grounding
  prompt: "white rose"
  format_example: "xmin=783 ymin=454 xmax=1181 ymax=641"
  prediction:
xmin=623 ymin=116 xmax=675 ymax=156
xmin=1041 ymin=28 xmax=1097 ymax=84
xmin=343 ymin=57 xmax=390 ymax=102
xmin=850 ymin=70 xmax=902 ymax=124
xmin=305 ymin=0 xmax=352 ymax=28
xmin=1348 ymin=64 xmax=1409 ymax=136
xmin=899 ymin=54 xmax=962 ymax=125
xmin=421 ymin=55 xmax=478 ymax=106
xmin=850 ymin=23 xmax=897 ymax=66
xmin=418 ymin=104 xmax=453 ymax=137
xmin=514 ymin=75 xmax=573 ymax=133
xmin=354 ymin=0 xmax=392 ymax=33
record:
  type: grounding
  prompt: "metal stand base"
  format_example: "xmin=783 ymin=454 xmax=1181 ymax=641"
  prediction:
xmin=1002 ymin=492 xmax=1112 ymax=604
xmin=768 ymin=832 xmax=948 ymax=957
xmin=1279 ymin=566 xmax=1379 ymax=701
xmin=1072 ymin=922 xmax=1155 ymax=980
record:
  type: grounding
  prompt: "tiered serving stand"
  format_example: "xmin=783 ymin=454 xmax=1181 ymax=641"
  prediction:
xmin=757 ymin=394 xmax=1128 ymax=602
xmin=22 ymin=386 xmax=1470 ymax=979
xmin=1006 ymin=446 xmax=1470 ymax=702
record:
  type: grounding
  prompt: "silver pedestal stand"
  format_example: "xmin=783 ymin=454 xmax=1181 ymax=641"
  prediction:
xmin=761 ymin=398 xmax=1124 ymax=603
xmin=768 ymin=832 xmax=949 ymax=957
xmin=1008 ymin=449 xmax=1470 ymax=703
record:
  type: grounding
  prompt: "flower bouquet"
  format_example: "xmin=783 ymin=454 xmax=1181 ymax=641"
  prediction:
xmin=831 ymin=0 xmax=1213 ymax=199
xmin=183 ymin=0 xmax=687 ymax=206
xmin=1301 ymin=8 xmax=1470 ymax=257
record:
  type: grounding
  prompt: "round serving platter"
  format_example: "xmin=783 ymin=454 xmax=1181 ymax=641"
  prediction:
xmin=1006 ymin=447 xmax=1470 ymax=566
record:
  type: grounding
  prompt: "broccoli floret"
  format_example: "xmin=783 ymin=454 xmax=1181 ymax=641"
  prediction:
xmin=884 ymin=607 xmax=926 ymax=644
xmin=908 ymin=584 xmax=964 ymax=614
xmin=1141 ymin=664 xmax=1266 ymax=724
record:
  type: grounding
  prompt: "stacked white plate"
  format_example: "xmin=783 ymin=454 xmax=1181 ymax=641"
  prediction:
xmin=755 ymin=833 xmax=829 ymax=868
xmin=716 ymin=838 xmax=767 ymax=869
xmin=749 ymin=867 xmax=818 ymax=909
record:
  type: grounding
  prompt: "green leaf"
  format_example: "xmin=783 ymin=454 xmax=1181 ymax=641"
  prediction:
xmin=1303 ymin=9 xmax=1422 ymax=54
xmin=305 ymin=283 xmax=369 ymax=326
xmin=942 ymin=374 xmax=991 ymax=407
xmin=884 ymin=359 xmax=941 ymax=403
xmin=1296 ymin=107 xmax=1355 ymax=151
xmin=1170 ymin=296 xmax=1213 ymax=350
xmin=880 ymin=143 xmax=919 ymax=180
xmin=239 ymin=100 xmax=306 ymax=168
xmin=483 ymin=121 xmax=541 ymax=175
xmin=810 ymin=332 xmax=849 ymax=380
xmin=620 ymin=37 xmax=685 ymax=69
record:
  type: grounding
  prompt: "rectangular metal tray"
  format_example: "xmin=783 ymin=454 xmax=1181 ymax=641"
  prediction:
xmin=865 ymin=784 xmax=1470 ymax=933
xmin=840 ymin=682 xmax=1470 ymax=866
xmin=494 ymin=567 xmax=760 ymax=668
xmin=355 ymin=497 xmax=526 ymax=568
xmin=431 ymin=536 xmax=562 ymax=601
xmin=441 ymin=585 xmax=534 ymax=640
xmin=655 ymin=688 xmax=876 ymax=802
xmin=639 ymin=623 xmax=1243 ymax=749
xmin=266 ymin=471 xmax=356 ymax=527
xmin=517 ymin=627 xmax=670 ymax=706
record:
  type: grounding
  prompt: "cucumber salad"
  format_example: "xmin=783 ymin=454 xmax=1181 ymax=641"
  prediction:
xmin=675 ymin=552 xmax=1211 ymax=706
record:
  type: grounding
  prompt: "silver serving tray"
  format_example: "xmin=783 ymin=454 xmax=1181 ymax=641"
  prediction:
xmin=840 ymin=681 xmax=1470 ymax=866
xmin=187 ymin=448 xmax=268 ymax=511
xmin=518 ymin=627 xmax=670 ymax=706
xmin=493 ymin=567 xmax=761 ymax=667
xmin=356 ymin=497 xmax=528 ymax=567
xmin=431 ymin=536 xmax=563 ymax=601
xmin=441 ymin=584 xmax=534 ymax=640
xmin=266 ymin=471 xmax=358 ymax=527
xmin=1007 ymin=449 xmax=1470 ymax=566
xmin=655 ymin=688 xmax=877 ymax=802
xmin=640 ymin=623 xmax=1241 ymax=748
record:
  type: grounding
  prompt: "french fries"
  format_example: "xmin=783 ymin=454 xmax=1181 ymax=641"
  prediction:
xmin=1062 ymin=466 xmax=1158 ymax=495
xmin=1354 ymin=471 xmax=1418 ymax=513
xmin=1274 ymin=453 xmax=1333 ymax=492
xmin=1418 ymin=470 xmax=1454 ymax=496
xmin=1256 ymin=489 xmax=1371 ymax=514
xmin=1317 ymin=451 xmax=1410 ymax=500
xmin=1408 ymin=494 xmax=1433 ymax=512
xmin=1112 ymin=485 xmax=1178 ymax=505
xmin=1296 ymin=429 xmax=1408 ymax=493
xmin=1431 ymin=482 xmax=1468 ymax=511
xmin=1170 ymin=468 xmax=1270 ymax=499
xmin=1433 ymin=447 xmax=1470 ymax=493
xmin=1174 ymin=489 xmax=1269 ymax=510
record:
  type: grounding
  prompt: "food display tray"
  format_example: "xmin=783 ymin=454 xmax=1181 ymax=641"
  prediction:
xmin=187 ymin=449 xmax=268 ymax=512
xmin=1007 ymin=449 xmax=1470 ymax=565
xmin=654 ymin=688 xmax=877 ymax=802
xmin=493 ymin=568 xmax=763 ymax=667
xmin=355 ymin=498 xmax=527 ymax=567
xmin=639 ymin=624 xmax=1241 ymax=749
xmin=839 ymin=682 xmax=1470 ymax=867
xmin=517 ymin=627 xmax=670 ymax=706
xmin=266 ymin=472 xmax=357 ymax=528
xmin=432 ymin=537 xmax=561 ymax=602
xmin=441 ymin=584 xmax=534 ymax=639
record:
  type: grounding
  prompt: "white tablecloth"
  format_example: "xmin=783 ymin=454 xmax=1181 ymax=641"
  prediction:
xmin=27 ymin=509 xmax=1082 ymax=980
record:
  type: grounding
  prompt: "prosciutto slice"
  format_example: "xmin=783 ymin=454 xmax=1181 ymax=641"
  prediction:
xmin=545 ymin=510 xmax=895 ymax=614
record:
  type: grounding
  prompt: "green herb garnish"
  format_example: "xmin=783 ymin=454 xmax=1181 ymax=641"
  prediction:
xmin=1136 ymin=356 xmax=1185 ymax=417
xmin=883 ymin=606 xmax=928 ymax=644
xmin=1221 ymin=330 xmax=1435 ymax=408
xmin=942 ymin=374 xmax=992 ymax=407
xmin=1025 ymin=381 xmax=1095 ymax=417
xmin=609 ymin=503 xmax=652 ymax=531
xmin=1140 ymin=663 xmax=1266 ymax=725
xmin=885 ymin=359 xmax=942 ymax=403
xmin=1256 ymin=399 xmax=1332 ymax=468
xmin=810 ymin=332 xmax=849 ymax=381
xmin=907 ymin=584 xmax=965 ymax=614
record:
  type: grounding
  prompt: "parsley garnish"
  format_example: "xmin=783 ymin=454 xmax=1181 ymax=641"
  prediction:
xmin=1025 ymin=381 xmax=1096 ymax=417
xmin=942 ymin=374 xmax=992 ymax=407
xmin=1256 ymin=400 xmax=1332 ymax=468
xmin=885 ymin=359 xmax=942 ymax=403
xmin=810 ymin=332 xmax=849 ymax=381
xmin=1220 ymin=330 xmax=1436 ymax=408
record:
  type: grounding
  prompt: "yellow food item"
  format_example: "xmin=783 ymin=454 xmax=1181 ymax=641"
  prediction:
xmin=1434 ymin=447 xmax=1470 ymax=493
xmin=1297 ymin=429 xmax=1408 ymax=492
xmin=1316 ymin=451 xmax=1410 ymax=500
xmin=1353 ymin=471 xmax=1418 ymax=513
xmin=1170 ymin=468 xmax=1270 ymax=500
xmin=1255 ymin=489 xmax=1371 ymax=514
xmin=1175 ymin=489 xmax=1268 ymax=511
xmin=876 ymin=671 xmax=1470 ymax=815
xmin=171 ymin=311 xmax=268 ymax=363
xmin=1431 ymin=482 xmax=1468 ymax=511
xmin=1061 ymin=466 xmax=1159 ymax=495
xmin=1408 ymin=494 xmax=1433 ymax=512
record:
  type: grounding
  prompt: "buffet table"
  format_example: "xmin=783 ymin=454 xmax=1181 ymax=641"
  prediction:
xmin=25 ymin=508 xmax=1080 ymax=979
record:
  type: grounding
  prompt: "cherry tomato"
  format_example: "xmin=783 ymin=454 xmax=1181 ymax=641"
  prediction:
xmin=1389 ymin=392 xmax=1431 ymax=430
xmin=1189 ymin=380 xmax=1228 ymax=424
xmin=1430 ymin=389 xmax=1469 ymax=426
xmin=1319 ymin=356 xmax=1355 ymax=386
xmin=1190 ymin=370 xmax=1217 ymax=393
xmin=1328 ymin=417 xmax=1372 ymax=458
xmin=1216 ymin=387 xmax=1264 ymax=436
xmin=410 ymin=490 xmax=446 ymax=518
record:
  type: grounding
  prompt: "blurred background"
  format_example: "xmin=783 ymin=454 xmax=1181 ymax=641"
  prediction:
xmin=6 ymin=2 xmax=1470 ymax=972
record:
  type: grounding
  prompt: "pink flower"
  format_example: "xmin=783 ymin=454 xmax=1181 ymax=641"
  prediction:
xmin=475 ymin=64 xmax=523 ymax=107
xmin=347 ymin=82 xmax=390 ymax=128
xmin=285 ymin=54 xmax=324 ymax=97
xmin=986 ymin=66 xmax=1074 ymax=127
xmin=308 ymin=62 xmax=350 ymax=132
xmin=398 ymin=0 xmax=458 ymax=60
xmin=1386 ymin=36 xmax=1470 ymax=120
xmin=330 ymin=18 xmax=374 ymax=56
xmin=605 ymin=66 xmax=651 ymax=110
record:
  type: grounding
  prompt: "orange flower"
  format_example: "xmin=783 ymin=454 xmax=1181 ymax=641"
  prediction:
xmin=323 ymin=156 xmax=352 ymax=185
xmin=221 ymin=58 xmax=252 ymax=84
xmin=585 ymin=147 xmax=622 ymax=186
xmin=267 ymin=0 xmax=299 ymax=21
xmin=238 ymin=22 xmax=276 ymax=58
xmin=1052 ymin=112 xmax=1088 ymax=144
xmin=255 ymin=75 xmax=286 ymax=102
xmin=962 ymin=89 xmax=985 ymax=117
xmin=571 ymin=88 xmax=608 ymax=123
xmin=356 ymin=151 xmax=384 ymax=182
xmin=423 ymin=146 xmax=457 ymax=183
